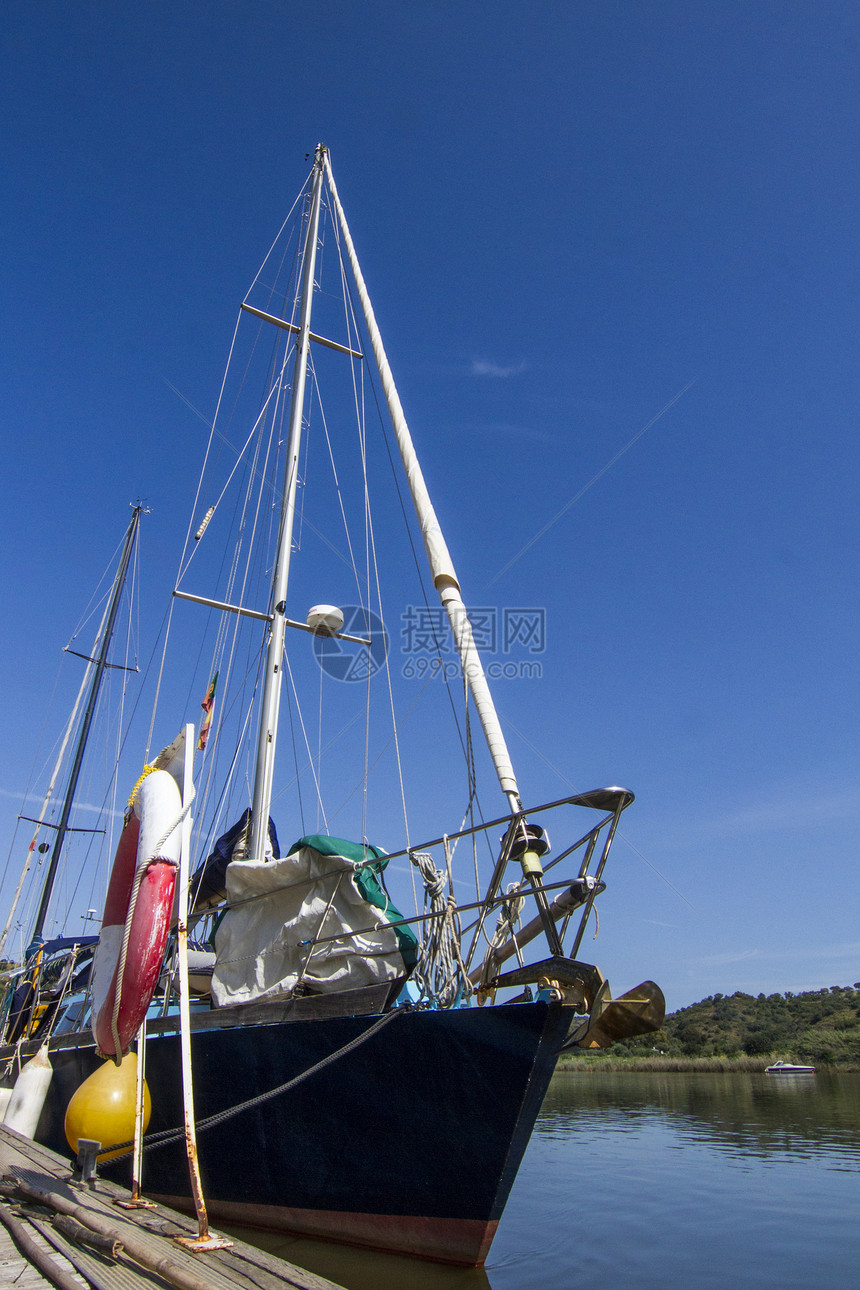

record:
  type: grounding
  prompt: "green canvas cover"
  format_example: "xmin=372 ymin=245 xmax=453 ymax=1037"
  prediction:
xmin=288 ymin=834 xmax=418 ymax=968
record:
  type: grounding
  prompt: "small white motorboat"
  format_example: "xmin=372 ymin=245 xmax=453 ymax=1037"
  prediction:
xmin=765 ymin=1060 xmax=815 ymax=1075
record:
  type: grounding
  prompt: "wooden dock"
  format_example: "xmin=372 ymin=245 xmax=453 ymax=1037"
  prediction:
xmin=0 ymin=1128 xmax=344 ymax=1290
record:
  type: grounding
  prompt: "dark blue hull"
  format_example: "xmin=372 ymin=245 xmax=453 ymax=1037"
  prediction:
xmin=36 ymin=999 xmax=570 ymax=1264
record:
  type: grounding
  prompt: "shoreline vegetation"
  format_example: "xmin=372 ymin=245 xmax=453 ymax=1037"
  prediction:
xmin=557 ymin=982 xmax=860 ymax=1073
xmin=557 ymin=1053 xmax=859 ymax=1073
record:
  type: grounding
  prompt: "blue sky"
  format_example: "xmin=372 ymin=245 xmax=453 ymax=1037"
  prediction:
xmin=1 ymin=3 xmax=858 ymax=1010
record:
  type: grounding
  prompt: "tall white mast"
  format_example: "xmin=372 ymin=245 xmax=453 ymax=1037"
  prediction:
xmin=323 ymin=152 xmax=522 ymax=812
xmin=248 ymin=146 xmax=325 ymax=863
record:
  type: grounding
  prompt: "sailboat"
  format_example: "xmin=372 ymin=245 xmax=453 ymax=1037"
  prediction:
xmin=0 ymin=505 xmax=142 ymax=1047
xmin=1 ymin=146 xmax=664 ymax=1266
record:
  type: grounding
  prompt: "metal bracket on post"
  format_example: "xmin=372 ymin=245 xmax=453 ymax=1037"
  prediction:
xmin=71 ymin=1139 xmax=100 ymax=1185
xmin=174 ymin=1233 xmax=236 ymax=1254
xmin=511 ymin=823 xmax=565 ymax=959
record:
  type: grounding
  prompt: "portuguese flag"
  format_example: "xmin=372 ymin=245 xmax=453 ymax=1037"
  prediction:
xmin=197 ymin=671 xmax=218 ymax=750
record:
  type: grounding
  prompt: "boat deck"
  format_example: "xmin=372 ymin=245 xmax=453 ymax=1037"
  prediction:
xmin=0 ymin=1127 xmax=343 ymax=1290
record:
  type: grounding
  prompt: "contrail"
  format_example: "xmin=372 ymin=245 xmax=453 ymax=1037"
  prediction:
xmin=164 ymin=379 xmax=213 ymax=428
xmin=486 ymin=377 xmax=697 ymax=587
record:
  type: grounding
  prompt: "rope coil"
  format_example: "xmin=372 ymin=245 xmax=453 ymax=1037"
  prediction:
xmin=409 ymin=851 xmax=471 ymax=1008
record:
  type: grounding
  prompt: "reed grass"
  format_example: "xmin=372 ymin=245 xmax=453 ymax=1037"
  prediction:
xmin=556 ymin=1053 xmax=810 ymax=1073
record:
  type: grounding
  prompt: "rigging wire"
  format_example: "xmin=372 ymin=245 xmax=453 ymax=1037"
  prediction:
xmin=270 ymin=706 xmax=364 ymax=816
xmin=317 ymin=638 xmax=324 ymax=834
xmin=174 ymin=173 xmax=309 ymax=587
xmin=156 ymin=204 xmax=310 ymax=874
xmin=283 ymin=653 xmax=329 ymax=834
xmin=334 ymin=234 xmax=493 ymax=819
xmin=327 ymin=210 xmax=500 ymax=919
xmin=498 ymin=710 xmax=693 ymax=908
xmin=71 ymin=541 xmax=142 ymax=924
xmin=147 ymin=166 xmax=507 ymax=955
xmin=150 ymin=187 xmax=309 ymax=855
xmin=327 ymin=224 xmax=416 ymax=867
xmin=0 ymin=519 xmax=144 ymax=953
xmin=284 ymin=678 xmax=306 ymax=836
xmin=324 ymin=669 xmax=438 ymax=828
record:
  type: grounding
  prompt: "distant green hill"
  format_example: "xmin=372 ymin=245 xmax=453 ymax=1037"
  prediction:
xmin=607 ymin=983 xmax=860 ymax=1065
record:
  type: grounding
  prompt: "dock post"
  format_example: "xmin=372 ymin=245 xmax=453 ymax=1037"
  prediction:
xmin=172 ymin=724 xmax=231 ymax=1252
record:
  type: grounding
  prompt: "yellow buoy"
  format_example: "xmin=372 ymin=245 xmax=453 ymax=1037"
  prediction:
xmin=64 ymin=1053 xmax=151 ymax=1161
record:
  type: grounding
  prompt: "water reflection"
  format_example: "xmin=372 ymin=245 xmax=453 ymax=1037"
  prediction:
xmin=541 ymin=1070 xmax=860 ymax=1167
xmin=233 ymin=1071 xmax=860 ymax=1290
xmin=224 ymin=1225 xmax=493 ymax=1290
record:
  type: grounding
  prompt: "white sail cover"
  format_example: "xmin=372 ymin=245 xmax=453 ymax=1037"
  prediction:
xmin=210 ymin=835 xmax=416 ymax=1007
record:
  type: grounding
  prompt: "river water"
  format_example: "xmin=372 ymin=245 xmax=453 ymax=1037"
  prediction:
xmin=243 ymin=1070 xmax=860 ymax=1289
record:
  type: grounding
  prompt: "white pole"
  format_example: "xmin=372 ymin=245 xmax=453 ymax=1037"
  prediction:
xmin=113 ymin=1023 xmax=158 ymax=1210
xmin=248 ymin=145 xmax=326 ymax=864
xmin=173 ymin=723 xmax=226 ymax=1247
xmin=323 ymin=153 xmax=521 ymax=807
xmin=132 ymin=1024 xmax=146 ymax=1197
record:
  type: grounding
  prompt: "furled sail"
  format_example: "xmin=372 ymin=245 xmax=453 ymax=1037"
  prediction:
xmin=210 ymin=835 xmax=417 ymax=1007
xmin=190 ymin=809 xmax=280 ymax=913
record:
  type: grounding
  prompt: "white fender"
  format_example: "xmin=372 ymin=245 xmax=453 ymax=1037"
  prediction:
xmin=4 ymin=1043 xmax=53 ymax=1138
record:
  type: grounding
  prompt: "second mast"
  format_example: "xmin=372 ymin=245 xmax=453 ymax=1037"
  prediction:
xmin=248 ymin=145 xmax=326 ymax=863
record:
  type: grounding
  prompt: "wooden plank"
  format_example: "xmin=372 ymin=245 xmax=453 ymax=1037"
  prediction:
xmin=0 ymin=1205 xmax=88 ymax=1290
xmin=0 ymin=1218 xmax=51 ymax=1288
xmin=0 ymin=1129 xmax=344 ymax=1290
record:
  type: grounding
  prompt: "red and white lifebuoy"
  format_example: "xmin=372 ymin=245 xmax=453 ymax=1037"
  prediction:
xmin=91 ymin=769 xmax=183 ymax=1060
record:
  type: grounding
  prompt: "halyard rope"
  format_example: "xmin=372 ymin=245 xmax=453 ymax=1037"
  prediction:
xmin=481 ymin=883 xmax=526 ymax=984
xmin=409 ymin=851 xmax=471 ymax=1007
